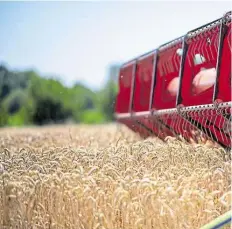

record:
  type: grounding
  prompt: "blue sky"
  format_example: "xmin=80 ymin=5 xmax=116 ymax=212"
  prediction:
xmin=0 ymin=1 xmax=230 ymax=90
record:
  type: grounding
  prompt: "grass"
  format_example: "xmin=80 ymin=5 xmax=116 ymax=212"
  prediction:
xmin=0 ymin=123 xmax=231 ymax=229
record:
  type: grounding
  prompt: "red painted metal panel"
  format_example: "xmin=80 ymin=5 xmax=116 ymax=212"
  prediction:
xmin=180 ymin=21 xmax=220 ymax=106
xmin=215 ymin=21 xmax=231 ymax=102
xmin=152 ymin=38 xmax=183 ymax=110
xmin=115 ymin=61 xmax=136 ymax=114
xmin=148 ymin=37 xmax=197 ymax=142
xmin=132 ymin=52 xmax=155 ymax=112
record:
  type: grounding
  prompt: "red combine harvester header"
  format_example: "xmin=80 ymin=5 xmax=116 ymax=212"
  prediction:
xmin=115 ymin=11 xmax=231 ymax=150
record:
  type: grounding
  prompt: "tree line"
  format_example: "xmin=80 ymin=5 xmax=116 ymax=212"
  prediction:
xmin=0 ymin=64 xmax=119 ymax=127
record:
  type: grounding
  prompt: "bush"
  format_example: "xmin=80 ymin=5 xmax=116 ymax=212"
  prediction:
xmin=32 ymin=98 xmax=72 ymax=125
xmin=81 ymin=109 xmax=106 ymax=124
xmin=0 ymin=105 xmax=8 ymax=127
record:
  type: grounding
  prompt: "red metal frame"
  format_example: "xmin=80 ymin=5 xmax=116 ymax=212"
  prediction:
xmin=149 ymin=37 xmax=198 ymax=142
xmin=130 ymin=51 xmax=159 ymax=138
xmin=132 ymin=51 xmax=155 ymax=112
xmin=211 ymin=13 xmax=232 ymax=148
xmin=115 ymin=60 xmax=136 ymax=114
xmin=214 ymin=13 xmax=231 ymax=103
xmin=152 ymin=37 xmax=183 ymax=110
xmin=115 ymin=60 xmax=140 ymax=133
xmin=176 ymin=14 xmax=231 ymax=148
xmin=178 ymin=19 xmax=221 ymax=106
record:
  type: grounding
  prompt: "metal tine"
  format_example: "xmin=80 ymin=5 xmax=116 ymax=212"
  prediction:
xmin=160 ymin=115 xmax=167 ymax=139
xmin=183 ymin=117 xmax=190 ymax=143
xmin=201 ymin=110 xmax=211 ymax=142
xmin=171 ymin=112 xmax=178 ymax=135
xmin=162 ymin=117 xmax=169 ymax=139
xmin=190 ymin=39 xmax=197 ymax=66
xmin=228 ymin=113 xmax=232 ymax=145
xmin=152 ymin=117 xmax=159 ymax=138
xmin=163 ymin=113 xmax=171 ymax=139
xmin=175 ymin=43 xmax=182 ymax=71
xmin=157 ymin=36 xmax=184 ymax=81
xmin=197 ymin=35 xmax=205 ymax=62
xmin=183 ymin=113 xmax=192 ymax=141
xmin=173 ymin=114 xmax=180 ymax=138
xmin=217 ymin=108 xmax=226 ymax=143
xmin=204 ymin=33 xmax=211 ymax=63
xmin=174 ymin=114 xmax=180 ymax=136
xmin=153 ymin=120 xmax=159 ymax=139
xmin=156 ymin=119 xmax=162 ymax=139
xmin=170 ymin=112 xmax=176 ymax=135
xmin=157 ymin=116 xmax=164 ymax=139
xmin=182 ymin=114 xmax=190 ymax=141
xmin=208 ymin=32 xmax=214 ymax=61
xmin=169 ymin=49 xmax=175 ymax=73
xmin=159 ymin=35 xmax=184 ymax=52
xmin=178 ymin=115 xmax=184 ymax=141
xmin=196 ymin=109 xmax=204 ymax=141
xmin=198 ymin=37 xmax=205 ymax=62
xmin=166 ymin=115 xmax=173 ymax=139
xmin=185 ymin=119 xmax=193 ymax=142
xmin=173 ymin=48 xmax=179 ymax=72
xmin=157 ymin=123 xmax=162 ymax=140
xmin=173 ymin=113 xmax=178 ymax=137
xmin=152 ymin=114 xmax=160 ymax=138
xmin=150 ymin=118 xmax=155 ymax=137
xmin=157 ymin=119 xmax=163 ymax=139
xmin=202 ymin=109 xmax=210 ymax=142
xmin=161 ymin=115 xmax=167 ymax=139
xmin=211 ymin=110 xmax=220 ymax=144
xmin=209 ymin=109 xmax=219 ymax=143
xmin=187 ymin=110 xmax=196 ymax=141
xmin=159 ymin=57 xmax=164 ymax=77
xmin=187 ymin=17 xmax=221 ymax=39
xmin=177 ymin=114 xmax=184 ymax=140
xmin=178 ymin=116 xmax=189 ymax=141
xmin=175 ymin=114 xmax=182 ymax=140
xmin=212 ymin=29 xmax=219 ymax=59
xmin=200 ymin=110 xmax=210 ymax=143
xmin=166 ymin=50 xmax=173 ymax=74
xmin=165 ymin=56 xmax=170 ymax=75
xmin=168 ymin=112 xmax=176 ymax=137
xmin=192 ymin=110 xmax=201 ymax=143
xmin=169 ymin=114 xmax=175 ymax=138
xmin=194 ymin=110 xmax=203 ymax=144
xmin=214 ymin=28 xmax=219 ymax=52
xmin=195 ymin=108 xmax=204 ymax=142
xmin=186 ymin=51 xmax=191 ymax=69
xmin=202 ymin=110 xmax=212 ymax=143
xmin=212 ymin=31 xmax=220 ymax=61
xmin=203 ymin=109 xmax=213 ymax=142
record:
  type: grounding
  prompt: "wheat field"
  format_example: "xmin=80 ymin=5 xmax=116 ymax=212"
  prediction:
xmin=0 ymin=123 xmax=231 ymax=229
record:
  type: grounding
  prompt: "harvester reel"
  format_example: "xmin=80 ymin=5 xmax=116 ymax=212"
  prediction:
xmin=115 ymin=11 xmax=232 ymax=150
